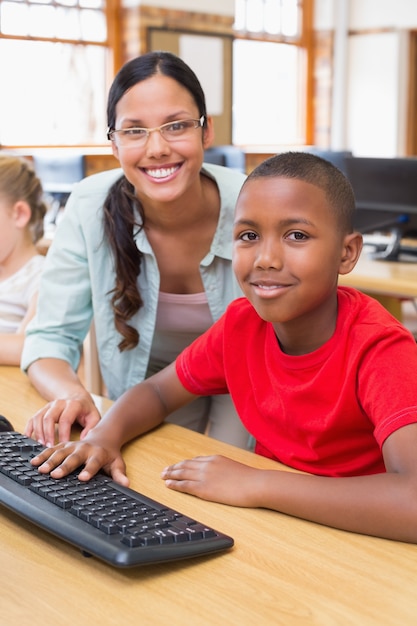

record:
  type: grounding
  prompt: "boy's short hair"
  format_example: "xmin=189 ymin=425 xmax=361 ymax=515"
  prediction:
xmin=244 ymin=151 xmax=357 ymax=234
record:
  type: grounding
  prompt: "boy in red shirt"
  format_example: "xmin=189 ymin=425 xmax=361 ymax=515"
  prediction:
xmin=30 ymin=152 xmax=417 ymax=543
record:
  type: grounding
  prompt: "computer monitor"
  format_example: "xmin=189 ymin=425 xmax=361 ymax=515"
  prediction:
xmin=33 ymin=153 xmax=85 ymax=228
xmin=302 ymin=148 xmax=353 ymax=175
xmin=345 ymin=156 xmax=417 ymax=236
xmin=204 ymin=146 xmax=246 ymax=172
xmin=33 ymin=154 xmax=85 ymax=195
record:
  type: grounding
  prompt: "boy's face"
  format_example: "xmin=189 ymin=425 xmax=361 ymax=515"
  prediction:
xmin=232 ymin=176 xmax=358 ymax=338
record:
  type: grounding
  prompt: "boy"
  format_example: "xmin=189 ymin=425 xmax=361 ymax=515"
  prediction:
xmin=29 ymin=152 xmax=417 ymax=543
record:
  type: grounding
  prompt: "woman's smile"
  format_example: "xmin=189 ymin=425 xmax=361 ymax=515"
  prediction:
xmin=142 ymin=164 xmax=182 ymax=181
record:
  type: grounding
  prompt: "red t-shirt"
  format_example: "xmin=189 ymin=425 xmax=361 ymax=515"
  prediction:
xmin=176 ymin=287 xmax=417 ymax=477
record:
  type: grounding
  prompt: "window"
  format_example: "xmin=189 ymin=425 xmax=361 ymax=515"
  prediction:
xmin=233 ymin=0 xmax=310 ymax=147
xmin=0 ymin=0 xmax=110 ymax=146
xmin=234 ymin=0 xmax=301 ymax=36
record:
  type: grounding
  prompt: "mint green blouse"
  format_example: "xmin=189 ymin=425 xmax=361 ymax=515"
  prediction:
xmin=22 ymin=163 xmax=245 ymax=400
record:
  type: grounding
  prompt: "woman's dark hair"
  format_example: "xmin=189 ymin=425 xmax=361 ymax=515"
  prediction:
xmin=103 ymin=51 xmax=208 ymax=351
xmin=106 ymin=51 xmax=207 ymax=134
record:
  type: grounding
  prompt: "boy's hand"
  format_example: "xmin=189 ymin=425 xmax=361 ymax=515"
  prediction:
xmin=161 ymin=455 xmax=262 ymax=507
xmin=30 ymin=439 xmax=129 ymax=486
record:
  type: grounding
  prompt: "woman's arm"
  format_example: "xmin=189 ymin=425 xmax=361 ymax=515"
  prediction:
xmin=30 ymin=362 xmax=198 ymax=484
xmin=22 ymin=186 xmax=104 ymax=444
xmin=161 ymin=422 xmax=417 ymax=543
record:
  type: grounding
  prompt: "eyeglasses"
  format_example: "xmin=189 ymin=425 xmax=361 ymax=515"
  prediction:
xmin=107 ymin=116 xmax=205 ymax=147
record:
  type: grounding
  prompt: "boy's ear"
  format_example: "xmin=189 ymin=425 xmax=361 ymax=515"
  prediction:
xmin=202 ymin=115 xmax=215 ymax=150
xmin=338 ymin=231 xmax=363 ymax=275
xmin=13 ymin=201 xmax=32 ymax=229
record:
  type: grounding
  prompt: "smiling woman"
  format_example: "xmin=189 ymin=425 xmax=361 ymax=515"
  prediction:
xmin=22 ymin=51 xmax=251 ymax=451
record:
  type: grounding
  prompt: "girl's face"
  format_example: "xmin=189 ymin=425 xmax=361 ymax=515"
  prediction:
xmin=110 ymin=74 xmax=214 ymax=207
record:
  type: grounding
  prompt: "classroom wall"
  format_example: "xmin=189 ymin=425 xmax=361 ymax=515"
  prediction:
xmin=124 ymin=0 xmax=417 ymax=28
xmin=315 ymin=0 xmax=417 ymax=31
xmin=345 ymin=0 xmax=417 ymax=156
xmin=123 ymin=1 xmax=416 ymax=158
xmin=315 ymin=0 xmax=417 ymax=156
xmin=121 ymin=0 xmax=235 ymax=14
xmin=350 ymin=0 xmax=417 ymax=29
xmin=314 ymin=0 xmax=334 ymax=29
xmin=346 ymin=31 xmax=407 ymax=157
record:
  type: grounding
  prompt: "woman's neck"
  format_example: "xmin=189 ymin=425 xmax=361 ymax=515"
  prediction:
xmin=139 ymin=173 xmax=218 ymax=233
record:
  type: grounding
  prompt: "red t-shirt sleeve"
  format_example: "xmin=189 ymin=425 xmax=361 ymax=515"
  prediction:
xmin=356 ymin=326 xmax=417 ymax=447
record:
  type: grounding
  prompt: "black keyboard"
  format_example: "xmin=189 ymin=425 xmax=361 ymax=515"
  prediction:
xmin=0 ymin=430 xmax=234 ymax=568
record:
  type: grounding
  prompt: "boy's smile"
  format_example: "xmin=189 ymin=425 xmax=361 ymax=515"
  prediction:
xmin=233 ymin=176 xmax=360 ymax=353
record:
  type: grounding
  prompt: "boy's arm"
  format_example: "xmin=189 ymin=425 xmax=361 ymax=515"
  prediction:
xmin=31 ymin=362 xmax=198 ymax=485
xmin=162 ymin=422 xmax=417 ymax=543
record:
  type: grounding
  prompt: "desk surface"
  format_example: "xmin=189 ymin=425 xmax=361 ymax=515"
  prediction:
xmin=2 ymin=367 xmax=417 ymax=625
xmin=339 ymin=250 xmax=417 ymax=299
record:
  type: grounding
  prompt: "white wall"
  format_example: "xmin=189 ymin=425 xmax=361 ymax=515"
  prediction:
xmin=332 ymin=0 xmax=415 ymax=156
xmin=316 ymin=0 xmax=417 ymax=29
xmin=349 ymin=0 xmax=417 ymax=29
xmin=120 ymin=0 xmax=414 ymax=156
xmin=316 ymin=0 xmax=416 ymax=155
xmin=314 ymin=0 xmax=335 ymax=30
xmin=121 ymin=0 xmax=235 ymax=15
xmin=346 ymin=32 xmax=405 ymax=156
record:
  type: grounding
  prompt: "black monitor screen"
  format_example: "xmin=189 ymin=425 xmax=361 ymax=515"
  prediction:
xmin=345 ymin=157 xmax=417 ymax=235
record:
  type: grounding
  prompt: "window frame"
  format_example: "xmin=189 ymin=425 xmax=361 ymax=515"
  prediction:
xmin=0 ymin=0 xmax=121 ymax=148
xmin=233 ymin=0 xmax=314 ymax=146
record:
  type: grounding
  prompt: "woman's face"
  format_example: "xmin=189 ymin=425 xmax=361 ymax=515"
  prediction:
xmin=110 ymin=74 xmax=214 ymax=206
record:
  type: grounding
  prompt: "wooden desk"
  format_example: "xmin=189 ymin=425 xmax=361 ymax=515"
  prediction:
xmin=339 ymin=251 xmax=417 ymax=320
xmin=2 ymin=367 xmax=417 ymax=625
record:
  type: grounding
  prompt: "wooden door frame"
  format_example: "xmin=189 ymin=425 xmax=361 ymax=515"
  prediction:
xmin=406 ymin=30 xmax=417 ymax=155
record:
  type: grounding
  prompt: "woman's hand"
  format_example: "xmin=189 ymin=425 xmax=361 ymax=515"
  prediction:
xmin=161 ymin=455 xmax=263 ymax=507
xmin=30 ymin=437 xmax=129 ymax=486
xmin=24 ymin=393 xmax=101 ymax=448
xmin=25 ymin=358 xmax=102 ymax=447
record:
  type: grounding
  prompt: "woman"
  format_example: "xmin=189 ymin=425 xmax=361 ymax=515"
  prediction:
xmin=23 ymin=51 xmax=249 ymax=449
